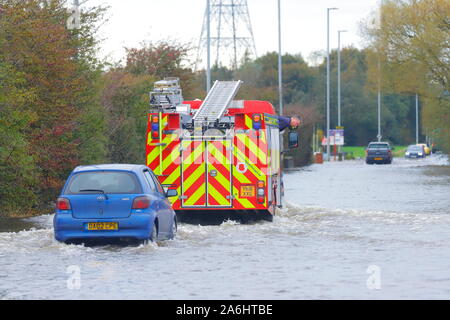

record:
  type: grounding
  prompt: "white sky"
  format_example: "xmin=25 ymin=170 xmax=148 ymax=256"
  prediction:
xmin=85 ymin=0 xmax=381 ymax=65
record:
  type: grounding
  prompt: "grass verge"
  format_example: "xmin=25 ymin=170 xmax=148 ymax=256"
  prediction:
xmin=342 ymin=146 xmax=407 ymax=158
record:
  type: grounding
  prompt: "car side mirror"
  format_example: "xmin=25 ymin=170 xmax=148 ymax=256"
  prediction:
xmin=166 ymin=189 xmax=178 ymax=198
xmin=288 ymin=131 xmax=299 ymax=149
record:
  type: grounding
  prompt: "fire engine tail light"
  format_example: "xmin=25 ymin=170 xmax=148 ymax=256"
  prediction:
xmin=253 ymin=114 xmax=262 ymax=130
xmin=257 ymin=181 xmax=265 ymax=203
xmin=151 ymin=115 xmax=160 ymax=139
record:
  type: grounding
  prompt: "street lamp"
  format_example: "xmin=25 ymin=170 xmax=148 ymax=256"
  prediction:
xmin=206 ymin=0 xmax=212 ymax=93
xmin=416 ymin=93 xmax=419 ymax=144
xmin=377 ymin=59 xmax=382 ymax=142
xmin=326 ymin=7 xmax=338 ymax=161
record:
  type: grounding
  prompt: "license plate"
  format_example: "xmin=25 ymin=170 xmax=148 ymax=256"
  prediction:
xmin=88 ymin=222 xmax=118 ymax=231
xmin=374 ymin=157 xmax=383 ymax=161
xmin=240 ymin=185 xmax=255 ymax=198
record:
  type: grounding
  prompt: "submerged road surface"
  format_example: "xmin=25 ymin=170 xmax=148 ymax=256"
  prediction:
xmin=1 ymin=155 xmax=449 ymax=299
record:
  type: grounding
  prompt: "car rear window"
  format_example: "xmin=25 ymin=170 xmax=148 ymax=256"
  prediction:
xmin=368 ymin=143 xmax=390 ymax=149
xmin=65 ymin=171 xmax=142 ymax=195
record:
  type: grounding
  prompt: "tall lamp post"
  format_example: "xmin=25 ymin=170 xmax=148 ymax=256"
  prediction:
xmin=206 ymin=0 xmax=212 ymax=92
xmin=326 ymin=7 xmax=338 ymax=161
xmin=377 ymin=65 xmax=382 ymax=142
xmin=416 ymin=94 xmax=419 ymax=144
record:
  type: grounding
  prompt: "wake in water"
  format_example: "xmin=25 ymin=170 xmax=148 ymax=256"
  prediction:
xmin=1 ymin=200 xmax=450 ymax=255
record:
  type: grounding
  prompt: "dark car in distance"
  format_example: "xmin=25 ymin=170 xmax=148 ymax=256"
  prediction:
xmin=405 ymin=145 xmax=425 ymax=159
xmin=365 ymin=142 xmax=393 ymax=165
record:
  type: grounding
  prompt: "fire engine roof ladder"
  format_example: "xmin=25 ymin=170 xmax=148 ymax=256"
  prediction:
xmin=193 ymin=80 xmax=243 ymax=128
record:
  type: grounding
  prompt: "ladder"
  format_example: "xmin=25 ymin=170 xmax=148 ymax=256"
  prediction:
xmin=193 ymin=80 xmax=242 ymax=125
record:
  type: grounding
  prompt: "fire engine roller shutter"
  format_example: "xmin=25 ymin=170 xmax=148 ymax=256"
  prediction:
xmin=181 ymin=139 xmax=234 ymax=208
xmin=206 ymin=140 xmax=232 ymax=207
xmin=232 ymin=128 xmax=268 ymax=209
xmin=181 ymin=140 xmax=207 ymax=207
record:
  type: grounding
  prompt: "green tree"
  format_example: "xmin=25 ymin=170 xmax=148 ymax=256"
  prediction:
xmin=101 ymin=70 xmax=155 ymax=164
xmin=0 ymin=62 xmax=39 ymax=216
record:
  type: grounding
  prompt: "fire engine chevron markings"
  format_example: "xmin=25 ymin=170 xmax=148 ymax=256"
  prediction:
xmin=183 ymin=165 xmax=206 ymax=206
xmin=208 ymin=183 xmax=229 ymax=206
xmin=236 ymin=133 xmax=267 ymax=165
xmin=233 ymin=147 xmax=264 ymax=179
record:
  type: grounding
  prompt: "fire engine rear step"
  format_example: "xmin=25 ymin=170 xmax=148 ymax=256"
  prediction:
xmin=193 ymin=80 xmax=243 ymax=125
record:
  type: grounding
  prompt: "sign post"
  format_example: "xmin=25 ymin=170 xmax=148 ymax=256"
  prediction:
xmin=322 ymin=129 xmax=345 ymax=161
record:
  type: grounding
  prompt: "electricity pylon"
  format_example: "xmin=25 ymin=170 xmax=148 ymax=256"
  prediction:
xmin=196 ymin=0 xmax=257 ymax=70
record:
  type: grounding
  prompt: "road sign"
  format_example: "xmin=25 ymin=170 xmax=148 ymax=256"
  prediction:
xmin=329 ymin=129 xmax=345 ymax=146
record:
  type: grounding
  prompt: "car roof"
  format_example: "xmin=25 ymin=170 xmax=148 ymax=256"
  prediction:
xmin=72 ymin=164 xmax=148 ymax=174
xmin=368 ymin=142 xmax=390 ymax=146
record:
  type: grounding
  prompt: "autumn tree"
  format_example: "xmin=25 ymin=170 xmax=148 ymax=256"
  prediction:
xmin=0 ymin=0 xmax=107 ymax=215
xmin=101 ymin=40 xmax=197 ymax=164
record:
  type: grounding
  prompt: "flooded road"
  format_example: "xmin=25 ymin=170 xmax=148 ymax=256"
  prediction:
xmin=1 ymin=155 xmax=450 ymax=299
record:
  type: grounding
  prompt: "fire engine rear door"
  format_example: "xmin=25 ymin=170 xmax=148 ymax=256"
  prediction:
xmin=181 ymin=140 xmax=207 ymax=207
xmin=206 ymin=140 xmax=232 ymax=207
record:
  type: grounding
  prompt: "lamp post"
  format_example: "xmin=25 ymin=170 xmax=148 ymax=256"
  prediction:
xmin=326 ymin=7 xmax=338 ymax=161
xmin=377 ymin=61 xmax=382 ymax=142
xmin=206 ymin=0 xmax=212 ymax=92
xmin=416 ymin=94 xmax=419 ymax=144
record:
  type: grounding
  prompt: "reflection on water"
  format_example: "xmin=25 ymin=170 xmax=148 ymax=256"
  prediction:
xmin=0 ymin=154 xmax=449 ymax=299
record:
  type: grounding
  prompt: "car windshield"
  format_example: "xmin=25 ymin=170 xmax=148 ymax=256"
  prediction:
xmin=368 ymin=143 xmax=389 ymax=149
xmin=65 ymin=171 xmax=142 ymax=194
xmin=408 ymin=146 xmax=422 ymax=151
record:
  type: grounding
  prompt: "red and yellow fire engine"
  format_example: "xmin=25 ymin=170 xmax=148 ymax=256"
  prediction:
xmin=146 ymin=78 xmax=298 ymax=222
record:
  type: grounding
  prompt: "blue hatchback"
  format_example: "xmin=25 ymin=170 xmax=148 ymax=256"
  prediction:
xmin=54 ymin=164 xmax=178 ymax=244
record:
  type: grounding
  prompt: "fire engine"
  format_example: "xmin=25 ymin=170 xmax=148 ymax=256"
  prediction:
xmin=146 ymin=78 xmax=298 ymax=222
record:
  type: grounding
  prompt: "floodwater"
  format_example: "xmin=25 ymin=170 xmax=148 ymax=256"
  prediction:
xmin=1 ymin=154 xmax=450 ymax=300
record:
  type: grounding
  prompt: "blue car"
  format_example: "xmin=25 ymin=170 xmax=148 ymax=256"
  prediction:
xmin=54 ymin=164 xmax=178 ymax=244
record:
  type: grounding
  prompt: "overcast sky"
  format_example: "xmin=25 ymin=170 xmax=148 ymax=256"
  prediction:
xmin=84 ymin=0 xmax=381 ymax=65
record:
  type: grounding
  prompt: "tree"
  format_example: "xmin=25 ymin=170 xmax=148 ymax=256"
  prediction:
xmin=101 ymin=70 xmax=155 ymax=164
xmin=0 ymin=62 xmax=39 ymax=216
xmin=0 ymin=0 xmax=108 ymax=215
xmin=101 ymin=40 xmax=199 ymax=164
xmin=362 ymin=0 xmax=450 ymax=151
